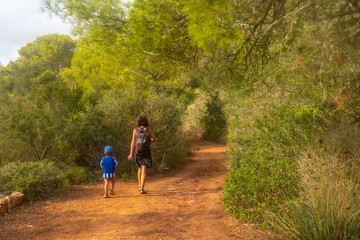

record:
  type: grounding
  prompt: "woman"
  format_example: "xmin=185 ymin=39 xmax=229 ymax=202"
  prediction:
xmin=128 ymin=115 xmax=157 ymax=194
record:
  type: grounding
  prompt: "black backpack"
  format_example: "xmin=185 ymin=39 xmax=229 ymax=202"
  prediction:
xmin=134 ymin=127 xmax=151 ymax=157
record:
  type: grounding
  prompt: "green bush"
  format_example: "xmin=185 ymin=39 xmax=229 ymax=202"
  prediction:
xmin=146 ymin=92 xmax=189 ymax=170
xmin=182 ymin=89 xmax=209 ymax=139
xmin=65 ymin=166 xmax=97 ymax=185
xmin=222 ymin=102 xmax=323 ymax=224
xmin=0 ymin=161 xmax=69 ymax=201
xmin=200 ymin=92 xmax=227 ymax=142
xmin=274 ymin=120 xmax=360 ymax=239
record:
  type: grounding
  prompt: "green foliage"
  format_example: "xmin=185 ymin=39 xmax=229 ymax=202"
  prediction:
xmin=43 ymin=0 xmax=127 ymax=38
xmin=183 ymin=0 xmax=243 ymax=52
xmin=222 ymin=100 xmax=323 ymax=223
xmin=200 ymin=92 xmax=227 ymax=142
xmin=274 ymin=122 xmax=360 ymax=239
xmin=120 ymin=169 xmax=137 ymax=182
xmin=17 ymin=34 xmax=75 ymax=72
xmin=146 ymin=92 xmax=189 ymax=170
xmin=129 ymin=0 xmax=198 ymax=64
xmin=220 ymin=0 xmax=360 ymax=228
xmin=0 ymin=34 xmax=81 ymax=163
xmin=60 ymin=39 xmax=129 ymax=98
xmin=182 ymin=89 xmax=209 ymax=139
xmin=65 ymin=166 xmax=97 ymax=185
xmin=120 ymin=172 xmax=130 ymax=182
xmin=0 ymin=161 xmax=68 ymax=201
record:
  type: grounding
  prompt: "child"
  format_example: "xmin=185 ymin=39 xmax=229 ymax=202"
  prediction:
xmin=100 ymin=145 xmax=118 ymax=198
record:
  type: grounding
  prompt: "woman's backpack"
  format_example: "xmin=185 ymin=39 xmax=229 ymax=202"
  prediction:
xmin=134 ymin=127 xmax=151 ymax=157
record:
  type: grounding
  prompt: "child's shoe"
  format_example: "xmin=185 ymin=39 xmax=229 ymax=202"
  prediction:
xmin=104 ymin=194 xmax=110 ymax=198
xmin=110 ymin=190 xmax=115 ymax=195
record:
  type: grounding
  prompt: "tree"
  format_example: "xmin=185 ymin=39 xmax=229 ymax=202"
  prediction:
xmin=0 ymin=34 xmax=83 ymax=162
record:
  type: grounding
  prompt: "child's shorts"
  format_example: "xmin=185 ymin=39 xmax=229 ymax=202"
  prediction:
xmin=103 ymin=172 xmax=115 ymax=179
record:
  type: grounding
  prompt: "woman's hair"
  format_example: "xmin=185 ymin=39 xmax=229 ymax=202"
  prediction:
xmin=137 ymin=115 xmax=149 ymax=127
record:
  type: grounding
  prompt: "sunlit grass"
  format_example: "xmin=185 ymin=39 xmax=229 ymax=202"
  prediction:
xmin=274 ymin=126 xmax=360 ymax=239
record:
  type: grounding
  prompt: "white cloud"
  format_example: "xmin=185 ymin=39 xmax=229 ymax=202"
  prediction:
xmin=0 ymin=0 xmax=73 ymax=66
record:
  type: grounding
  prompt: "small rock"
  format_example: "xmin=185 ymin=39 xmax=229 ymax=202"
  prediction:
xmin=0 ymin=198 xmax=8 ymax=214
xmin=6 ymin=191 xmax=24 ymax=209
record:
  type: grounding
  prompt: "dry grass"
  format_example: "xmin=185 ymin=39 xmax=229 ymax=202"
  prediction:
xmin=274 ymin=125 xmax=360 ymax=240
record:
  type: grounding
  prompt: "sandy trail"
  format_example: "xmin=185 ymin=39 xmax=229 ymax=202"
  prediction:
xmin=0 ymin=141 xmax=260 ymax=239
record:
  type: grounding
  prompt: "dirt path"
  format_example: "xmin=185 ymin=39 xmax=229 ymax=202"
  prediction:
xmin=0 ymin=141 xmax=261 ymax=239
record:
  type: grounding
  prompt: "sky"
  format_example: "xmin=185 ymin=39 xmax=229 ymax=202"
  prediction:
xmin=0 ymin=0 xmax=73 ymax=66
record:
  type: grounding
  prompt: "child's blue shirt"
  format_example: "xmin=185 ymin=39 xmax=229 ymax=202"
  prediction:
xmin=100 ymin=156 xmax=118 ymax=179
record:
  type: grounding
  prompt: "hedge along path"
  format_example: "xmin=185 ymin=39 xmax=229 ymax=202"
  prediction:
xmin=0 ymin=141 xmax=262 ymax=239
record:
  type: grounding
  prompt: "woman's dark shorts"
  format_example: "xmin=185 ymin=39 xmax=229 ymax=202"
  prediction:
xmin=134 ymin=154 xmax=152 ymax=168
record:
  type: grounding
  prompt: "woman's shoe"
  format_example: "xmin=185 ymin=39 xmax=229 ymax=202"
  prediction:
xmin=140 ymin=189 xmax=147 ymax=194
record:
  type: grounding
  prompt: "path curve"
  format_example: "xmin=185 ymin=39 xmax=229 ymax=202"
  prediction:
xmin=0 ymin=141 xmax=260 ymax=239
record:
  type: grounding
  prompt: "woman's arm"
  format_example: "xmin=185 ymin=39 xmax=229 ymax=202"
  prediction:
xmin=148 ymin=129 xmax=158 ymax=142
xmin=128 ymin=129 xmax=136 ymax=160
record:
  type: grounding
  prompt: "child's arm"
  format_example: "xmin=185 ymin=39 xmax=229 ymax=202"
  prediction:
xmin=128 ymin=129 xmax=136 ymax=160
xmin=100 ymin=159 xmax=103 ymax=168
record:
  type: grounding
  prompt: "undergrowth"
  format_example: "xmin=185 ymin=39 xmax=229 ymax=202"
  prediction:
xmin=222 ymin=99 xmax=323 ymax=224
xmin=0 ymin=161 xmax=69 ymax=201
xmin=273 ymin=120 xmax=360 ymax=239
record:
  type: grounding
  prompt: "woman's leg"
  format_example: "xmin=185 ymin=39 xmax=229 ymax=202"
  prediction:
xmin=140 ymin=165 xmax=147 ymax=190
xmin=137 ymin=167 xmax=142 ymax=188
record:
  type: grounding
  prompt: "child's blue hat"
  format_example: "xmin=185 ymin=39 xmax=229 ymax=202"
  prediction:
xmin=104 ymin=146 xmax=113 ymax=154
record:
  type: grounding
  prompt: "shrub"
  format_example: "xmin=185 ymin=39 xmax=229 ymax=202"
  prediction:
xmin=200 ymin=92 xmax=227 ymax=142
xmin=222 ymin=101 xmax=323 ymax=224
xmin=274 ymin=121 xmax=360 ymax=239
xmin=182 ymin=89 xmax=209 ymax=139
xmin=0 ymin=161 xmax=69 ymax=201
xmin=146 ymin=93 xmax=189 ymax=170
xmin=65 ymin=166 xmax=97 ymax=185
